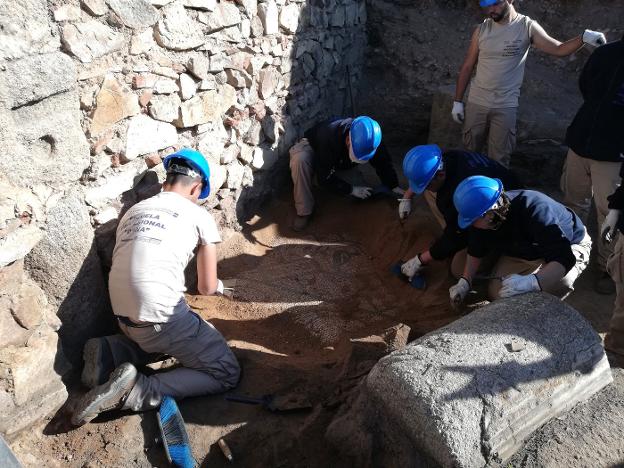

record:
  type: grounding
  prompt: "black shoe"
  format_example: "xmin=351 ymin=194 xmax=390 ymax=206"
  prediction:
xmin=594 ymin=271 xmax=616 ymax=295
xmin=71 ymin=363 xmax=138 ymax=426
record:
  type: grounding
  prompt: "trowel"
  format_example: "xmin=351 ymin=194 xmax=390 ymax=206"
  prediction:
xmin=390 ymin=261 xmax=426 ymax=289
xmin=225 ymin=393 xmax=313 ymax=413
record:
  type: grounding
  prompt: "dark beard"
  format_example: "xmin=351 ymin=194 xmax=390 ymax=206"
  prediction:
xmin=490 ymin=3 xmax=509 ymax=22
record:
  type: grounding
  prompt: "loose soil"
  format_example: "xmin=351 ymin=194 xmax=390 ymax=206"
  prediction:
xmin=9 ymin=183 xmax=624 ymax=467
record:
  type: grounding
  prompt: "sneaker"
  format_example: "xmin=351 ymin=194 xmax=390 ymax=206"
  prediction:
xmin=71 ymin=363 xmax=138 ymax=426
xmin=81 ymin=338 xmax=115 ymax=389
xmin=594 ymin=271 xmax=616 ymax=295
xmin=292 ymin=214 xmax=311 ymax=232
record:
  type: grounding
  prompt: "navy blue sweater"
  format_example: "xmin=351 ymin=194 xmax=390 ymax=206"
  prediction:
xmin=429 ymin=150 xmax=523 ymax=260
xmin=467 ymin=190 xmax=586 ymax=272
xmin=566 ymin=37 xmax=624 ymax=162
xmin=303 ymin=118 xmax=398 ymax=195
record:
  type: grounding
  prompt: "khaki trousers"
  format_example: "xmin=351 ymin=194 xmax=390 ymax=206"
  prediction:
xmin=451 ymin=232 xmax=592 ymax=300
xmin=289 ymin=138 xmax=316 ymax=216
xmin=105 ymin=308 xmax=240 ymax=411
xmin=463 ymin=102 xmax=517 ymax=168
xmin=560 ymin=148 xmax=621 ymax=271
xmin=606 ymin=236 xmax=624 ymax=353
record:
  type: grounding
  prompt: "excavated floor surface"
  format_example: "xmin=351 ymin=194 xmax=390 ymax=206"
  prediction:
xmin=9 ymin=182 xmax=624 ymax=467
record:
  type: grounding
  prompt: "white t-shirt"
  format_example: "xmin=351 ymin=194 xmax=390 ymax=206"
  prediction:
xmin=109 ymin=191 xmax=221 ymax=323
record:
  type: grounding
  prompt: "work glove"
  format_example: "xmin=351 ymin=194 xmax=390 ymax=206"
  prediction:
xmin=216 ymin=279 xmax=236 ymax=298
xmin=449 ymin=277 xmax=470 ymax=307
xmin=398 ymin=198 xmax=412 ymax=219
xmin=451 ymin=101 xmax=465 ymax=124
xmin=401 ymin=254 xmax=423 ymax=280
xmin=601 ymin=209 xmax=622 ymax=243
xmin=499 ymin=274 xmax=541 ymax=298
xmin=216 ymin=279 xmax=224 ymax=295
xmin=582 ymin=29 xmax=606 ymax=47
xmin=351 ymin=186 xmax=373 ymax=199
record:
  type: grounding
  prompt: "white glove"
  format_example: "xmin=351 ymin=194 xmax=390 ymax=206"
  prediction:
xmin=216 ymin=279 xmax=224 ymax=295
xmin=451 ymin=101 xmax=465 ymax=124
xmin=499 ymin=274 xmax=541 ymax=298
xmin=582 ymin=29 xmax=606 ymax=47
xmin=401 ymin=254 xmax=423 ymax=279
xmin=392 ymin=187 xmax=405 ymax=196
xmin=449 ymin=277 xmax=471 ymax=306
xmin=601 ymin=209 xmax=621 ymax=243
xmin=351 ymin=186 xmax=373 ymax=199
xmin=398 ymin=198 xmax=412 ymax=219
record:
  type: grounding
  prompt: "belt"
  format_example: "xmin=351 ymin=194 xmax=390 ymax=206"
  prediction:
xmin=116 ymin=316 xmax=161 ymax=329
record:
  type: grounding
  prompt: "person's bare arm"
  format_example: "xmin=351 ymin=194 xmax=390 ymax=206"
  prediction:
xmin=531 ymin=22 xmax=583 ymax=57
xmin=196 ymin=243 xmax=219 ymax=295
xmin=461 ymin=253 xmax=482 ymax=284
xmin=455 ymin=26 xmax=480 ymax=102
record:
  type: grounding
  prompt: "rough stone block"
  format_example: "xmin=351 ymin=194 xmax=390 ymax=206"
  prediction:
xmin=155 ymin=2 xmax=205 ymax=51
xmin=53 ymin=5 xmax=82 ymax=22
xmin=202 ymin=1 xmax=241 ymax=32
xmin=125 ymin=115 xmax=178 ymax=159
xmin=279 ymin=3 xmax=299 ymax=34
xmin=149 ymin=93 xmax=182 ymax=122
xmin=0 ymin=91 xmax=90 ymax=186
xmin=61 ymin=20 xmax=124 ymax=63
xmin=331 ymin=294 xmax=613 ymax=468
xmin=90 ymin=74 xmax=141 ymax=136
xmin=82 ymin=0 xmax=108 ymax=16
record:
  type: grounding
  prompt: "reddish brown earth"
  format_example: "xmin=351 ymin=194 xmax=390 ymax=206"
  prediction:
xmin=9 ymin=188 xmax=623 ymax=467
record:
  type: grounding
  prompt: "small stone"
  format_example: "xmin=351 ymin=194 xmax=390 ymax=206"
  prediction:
xmin=93 ymin=206 xmax=118 ymax=225
xmin=179 ymin=73 xmax=197 ymax=100
xmin=187 ymin=55 xmax=210 ymax=80
xmin=153 ymin=78 xmax=179 ymax=94
xmin=221 ymin=145 xmax=240 ymax=164
xmin=53 ymin=5 xmax=82 ymax=22
xmin=144 ymin=153 xmax=163 ymax=168
xmin=155 ymin=2 xmax=205 ymax=51
xmin=235 ymin=0 xmax=257 ymax=16
xmin=61 ymin=21 xmax=124 ymax=63
xmin=90 ymin=75 xmax=141 ymax=136
xmin=125 ymin=115 xmax=178 ymax=160
xmin=279 ymin=4 xmax=299 ymax=34
xmin=149 ymin=94 xmax=181 ymax=122
xmin=225 ymin=162 xmax=245 ymax=188
xmin=202 ymin=2 xmax=241 ymax=33
xmin=225 ymin=68 xmax=252 ymax=88
xmin=133 ymin=73 xmax=158 ymax=89
xmin=81 ymin=0 xmax=108 ymax=16
xmin=139 ymin=90 xmax=153 ymax=107
xmin=130 ymin=28 xmax=155 ymax=55
xmin=153 ymin=66 xmax=179 ymax=79
xmin=198 ymin=75 xmax=217 ymax=91
xmin=258 ymin=67 xmax=279 ymax=99
xmin=250 ymin=16 xmax=264 ymax=38
xmin=107 ymin=0 xmax=159 ymax=29
xmin=510 ymin=338 xmax=526 ymax=352
xmin=258 ymin=0 xmax=278 ymax=35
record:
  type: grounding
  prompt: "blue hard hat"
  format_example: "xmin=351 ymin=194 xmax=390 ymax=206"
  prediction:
xmin=163 ymin=148 xmax=211 ymax=199
xmin=479 ymin=0 xmax=499 ymax=6
xmin=402 ymin=144 xmax=443 ymax=194
xmin=453 ymin=175 xmax=503 ymax=229
xmin=349 ymin=116 xmax=382 ymax=161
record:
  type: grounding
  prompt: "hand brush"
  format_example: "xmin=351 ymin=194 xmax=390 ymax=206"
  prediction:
xmin=157 ymin=395 xmax=195 ymax=468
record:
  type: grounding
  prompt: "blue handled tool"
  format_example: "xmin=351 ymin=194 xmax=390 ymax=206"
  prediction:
xmin=390 ymin=262 xmax=426 ymax=289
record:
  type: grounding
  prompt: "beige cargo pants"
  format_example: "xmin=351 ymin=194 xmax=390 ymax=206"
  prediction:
xmin=463 ymin=102 xmax=517 ymax=168
xmin=560 ymin=148 xmax=621 ymax=272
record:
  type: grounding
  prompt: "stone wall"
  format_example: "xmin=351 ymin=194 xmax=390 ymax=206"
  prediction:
xmin=360 ymin=0 xmax=624 ymax=185
xmin=0 ymin=0 xmax=366 ymax=437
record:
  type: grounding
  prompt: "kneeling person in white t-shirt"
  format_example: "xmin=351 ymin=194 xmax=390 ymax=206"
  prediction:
xmin=72 ymin=148 xmax=240 ymax=426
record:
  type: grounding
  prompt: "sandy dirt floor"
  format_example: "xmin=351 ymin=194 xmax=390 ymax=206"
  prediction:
xmin=9 ymin=177 xmax=624 ymax=467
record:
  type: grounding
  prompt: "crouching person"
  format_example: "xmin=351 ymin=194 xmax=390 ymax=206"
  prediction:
xmin=289 ymin=115 xmax=403 ymax=231
xmin=449 ymin=176 xmax=591 ymax=307
xmin=71 ymin=149 xmax=240 ymax=426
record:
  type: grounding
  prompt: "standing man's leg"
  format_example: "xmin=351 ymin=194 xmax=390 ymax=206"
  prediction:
xmin=488 ymin=107 xmax=517 ymax=168
xmin=590 ymin=159 xmax=622 ymax=294
xmin=560 ymin=148 xmax=592 ymax=224
xmin=606 ymin=236 xmax=624 ymax=354
xmin=289 ymin=138 xmax=316 ymax=230
xmin=462 ymin=102 xmax=489 ymax=155
xmin=423 ymin=191 xmax=446 ymax=229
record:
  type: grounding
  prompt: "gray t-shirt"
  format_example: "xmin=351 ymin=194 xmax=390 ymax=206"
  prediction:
xmin=468 ymin=14 xmax=535 ymax=108
xmin=109 ymin=191 xmax=221 ymax=323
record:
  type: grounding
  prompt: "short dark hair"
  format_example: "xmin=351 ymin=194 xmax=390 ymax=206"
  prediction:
xmin=164 ymin=158 xmax=204 ymax=189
